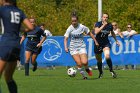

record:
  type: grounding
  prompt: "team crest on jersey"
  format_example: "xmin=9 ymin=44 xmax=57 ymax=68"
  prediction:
xmin=42 ymin=39 xmax=62 ymax=61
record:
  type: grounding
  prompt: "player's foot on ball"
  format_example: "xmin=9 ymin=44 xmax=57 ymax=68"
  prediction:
xmin=98 ymin=72 xmax=103 ymax=79
xmin=110 ymin=71 xmax=117 ymax=78
xmin=32 ymin=62 xmax=37 ymax=72
xmin=85 ymin=68 xmax=92 ymax=76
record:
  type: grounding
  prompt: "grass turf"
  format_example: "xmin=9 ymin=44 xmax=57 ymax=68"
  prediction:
xmin=1 ymin=67 xmax=140 ymax=93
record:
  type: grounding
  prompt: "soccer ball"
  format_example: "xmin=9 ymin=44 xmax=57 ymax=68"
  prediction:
xmin=67 ymin=67 xmax=77 ymax=77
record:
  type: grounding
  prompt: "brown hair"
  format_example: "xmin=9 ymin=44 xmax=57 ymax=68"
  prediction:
xmin=71 ymin=11 xmax=78 ymax=20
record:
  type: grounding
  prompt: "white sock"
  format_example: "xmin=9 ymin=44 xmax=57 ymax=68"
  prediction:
xmin=77 ymin=68 xmax=86 ymax=77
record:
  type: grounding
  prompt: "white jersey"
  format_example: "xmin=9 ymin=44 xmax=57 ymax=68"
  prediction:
xmin=113 ymin=28 xmax=119 ymax=35
xmin=44 ymin=30 xmax=52 ymax=36
xmin=122 ymin=30 xmax=136 ymax=36
xmin=64 ymin=23 xmax=90 ymax=51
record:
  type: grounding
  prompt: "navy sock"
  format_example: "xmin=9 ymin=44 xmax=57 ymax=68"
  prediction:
xmin=97 ymin=62 xmax=103 ymax=73
xmin=106 ymin=58 xmax=113 ymax=72
xmin=25 ymin=63 xmax=29 ymax=76
xmin=7 ymin=80 xmax=17 ymax=93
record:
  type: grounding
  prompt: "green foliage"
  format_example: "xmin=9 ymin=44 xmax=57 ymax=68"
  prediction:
xmin=17 ymin=0 xmax=140 ymax=35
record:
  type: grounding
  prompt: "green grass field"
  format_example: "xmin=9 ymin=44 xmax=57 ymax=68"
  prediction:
xmin=1 ymin=67 xmax=140 ymax=93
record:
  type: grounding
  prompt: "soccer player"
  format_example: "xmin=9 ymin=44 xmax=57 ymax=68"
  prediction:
xmin=21 ymin=18 xmax=46 ymax=76
xmin=64 ymin=12 xmax=99 ymax=79
xmin=0 ymin=0 xmax=33 ymax=92
xmin=94 ymin=13 xmax=120 ymax=78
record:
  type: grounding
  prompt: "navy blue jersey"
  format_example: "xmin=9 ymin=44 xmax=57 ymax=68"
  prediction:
xmin=95 ymin=21 xmax=113 ymax=45
xmin=25 ymin=26 xmax=45 ymax=54
xmin=0 ymin=5 xmax=26 ymax=47
xmin=26 ymin=26 xmax=45 ymax=43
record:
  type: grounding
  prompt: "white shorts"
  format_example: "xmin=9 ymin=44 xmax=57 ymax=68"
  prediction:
xmin=70 ymin=48 xmax=87 ymax=55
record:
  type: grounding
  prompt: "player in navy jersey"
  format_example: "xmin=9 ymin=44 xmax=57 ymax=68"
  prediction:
xmin=94 ymin=13 xmax=120 ymax=78
xmin=20 ymin=18 xmax=46 ymax=76
xmin=0 ymin=0 xmax=33 ymax=92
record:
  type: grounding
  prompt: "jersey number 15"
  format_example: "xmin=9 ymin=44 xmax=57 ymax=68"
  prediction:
xmin=11 ymin=11 xmax=20 ymax=24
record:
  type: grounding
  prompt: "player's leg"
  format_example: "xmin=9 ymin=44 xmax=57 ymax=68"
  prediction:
xmin=25 ymin=51 xmax=32 ymax=76
xmin=95 ymin=54 xmax=103 ymax=78
xmin=31 ymin=54 xmax=38 ymax=72
xmin=80 ymin=53 xmax=92 ymax=76
xmin=103 ymin=47 xmax=117 ymax=78
xmin=4 ymin=61 xmax=17 ymax=93
xmin=103 ymin=47 xmax=113 ymax=71
xmin=0 ymin=60 xmax=7 ymax=78
xmin=0 ymin=60 xmax=6 ymax=93
xmin=72 ymin=54 xmax=87 ymax=79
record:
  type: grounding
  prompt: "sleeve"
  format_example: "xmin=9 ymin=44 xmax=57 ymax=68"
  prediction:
xmin=83 ymin=25 xmax=90 ymax=34
xmin=95 ymin=22 xmax=101 ymax=28
xmin=20 ymin=10 xmax=27 ymax=22
xmin=64 ymin=27 xmax=71 ymax=37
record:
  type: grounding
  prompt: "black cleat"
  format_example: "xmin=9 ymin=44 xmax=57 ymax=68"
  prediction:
xmin=110 ymin=71 xmax=117 ymax=78
xmin=98 ymin=72 xmax=103 ymax=79
xmin=32 ymin=62 xmax=37 ymax=72
xmin=83 ymin=77 xmax=88 ymax=80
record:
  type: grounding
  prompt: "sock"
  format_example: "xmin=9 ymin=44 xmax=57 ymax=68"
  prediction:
xmin=7 ymin=80 xmax=17 ymax=93
xmin=77 ymin=68 xmax=86 ymax=77
xmin=97 ymin=62 xmax=103 ymax=74
xmin=25 ymin=63 xmax=29 ymax=76
xmin=85 ymin=66 xmax=90 ymax=71
xmin=106 ymin=58 xmax=113 ymax=72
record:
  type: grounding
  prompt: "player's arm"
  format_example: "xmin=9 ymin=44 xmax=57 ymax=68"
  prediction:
xmin=20 ymin=32 xmax=27 ymax=44
xmin=64 ymin=28 xmax=71 ymax=53
xmin=37 ymin=36 xmax=46 ymax=48
xmin=64 ymin=36 xmax=69 ymax=53
xmin=94 ymin=21 xmax=107 ymax=34
xmin=111 ymin=31 xmax=120 ymax=46
xmin=23 ymin=18 xmax=34 ymax=31
xmin=88 ymin=32 xmax=99 ymax=46
xmin=37 ymin=30 xmax=47 ymax=48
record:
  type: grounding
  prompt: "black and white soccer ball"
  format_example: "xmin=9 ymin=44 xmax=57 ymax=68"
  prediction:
xmin=67 ymin=67 xmax=77 ymax=77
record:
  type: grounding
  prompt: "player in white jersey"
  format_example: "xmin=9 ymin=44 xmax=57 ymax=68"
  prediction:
xmin=64 ymin=12 xmax=99 ymax=79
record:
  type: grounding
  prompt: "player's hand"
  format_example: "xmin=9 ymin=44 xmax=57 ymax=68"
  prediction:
xmin=65 ymin=47 xmax=69 ymax=53
xmin=37 ymin=43 xmax=42 ymax=47
xmin=102 ymin=21 xmax=108 ymax=26
xmin=95 ymin=42 xmax=99 ymax=47
xmin=116 ymin=41 xmax=120 ymax=46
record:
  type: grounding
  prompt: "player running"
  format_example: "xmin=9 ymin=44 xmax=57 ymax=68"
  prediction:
xmin=64 ymin=12 xmax=99 ymax=79
xmin=20 ymin=18 xmax=46 ymax=76
xmin=0 ymin=0 xmax=33 ymax=92
xmin=94 ymin=13 xmax=120 ymax=78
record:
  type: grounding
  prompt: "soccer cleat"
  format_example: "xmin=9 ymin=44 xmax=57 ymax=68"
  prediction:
xmin=110 ymin=71 xmax=117 ymax=78
xmin=98 ymin=72 xmax=103 ymax=79
xmin=83 ymin=77 xmax=88 ymax=80
xmin=85 ymin=68 xmax=93 ymax=76
xmin=32 ymin=62 xmax=38 ymax=72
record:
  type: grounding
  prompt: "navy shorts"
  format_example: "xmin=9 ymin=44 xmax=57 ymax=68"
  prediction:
xmin=0 ymin=46 xmax=20 ymax=62
xmin=94 ymin=43 xmax=111 ymax=54
xmin=25 ymin=41 xmax=42 ymax=54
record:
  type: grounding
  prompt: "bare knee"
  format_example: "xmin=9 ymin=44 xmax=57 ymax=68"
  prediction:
xmin=105 ymin=54 xmax=110 ymax=59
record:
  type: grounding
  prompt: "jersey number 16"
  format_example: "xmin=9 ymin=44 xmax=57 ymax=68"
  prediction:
xmin=11 ymin=11 xmax=20 ymax=24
